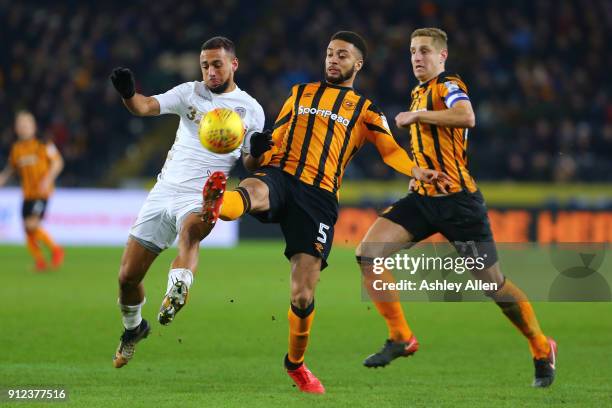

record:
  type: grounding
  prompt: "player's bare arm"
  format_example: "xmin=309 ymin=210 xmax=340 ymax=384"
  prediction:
xmin=395 ymin=99 xmax=475 ymax=129
xmin=123 ymin=94 xmax=161 ymax=117
xmin=110 ymin=67 xmax=161 ymax=116
xmin=0 ymin=163 xmax=14 ymax=186
xmin=39 ymin=145 xmax=64 ymax=195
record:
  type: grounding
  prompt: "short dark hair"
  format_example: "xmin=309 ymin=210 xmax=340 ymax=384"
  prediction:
xmin=201 ymin=36 xmax=235 ymax=55
xmin=330 ymin=31 xmax=367 ymax=60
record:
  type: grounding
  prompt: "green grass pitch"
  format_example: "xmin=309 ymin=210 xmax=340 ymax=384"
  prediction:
xmin=1 ymin=242 xmax=611 ymax=407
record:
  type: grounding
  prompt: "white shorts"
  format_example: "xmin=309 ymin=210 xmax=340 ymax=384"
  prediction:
xmin=129 ymin=181 xmax=202 ymax=253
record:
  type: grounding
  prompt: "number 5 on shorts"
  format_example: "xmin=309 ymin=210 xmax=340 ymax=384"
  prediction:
xmin=317 ymin=223 xmax=330 ymax=244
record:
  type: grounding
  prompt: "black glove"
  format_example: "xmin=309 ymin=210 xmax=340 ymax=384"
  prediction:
xmin=110 ymin=67 xmax=135 ymax=99
xmin=249 ymin=129 xmax=274 ymax=158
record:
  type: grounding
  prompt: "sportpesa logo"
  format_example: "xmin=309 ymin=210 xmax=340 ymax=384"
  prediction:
xmin=297 ymin=106 xmax=350 ymax=126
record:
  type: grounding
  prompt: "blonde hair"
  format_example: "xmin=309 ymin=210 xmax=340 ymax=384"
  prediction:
xmin=15 ymin=109 xmax=34 ymax=118
xmin=411 ymin=28 xmax=448 ymax=50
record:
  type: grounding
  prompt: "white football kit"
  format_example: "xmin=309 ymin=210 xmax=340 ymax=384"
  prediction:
xmin=129 ymin=81 xmax=265 ymax=252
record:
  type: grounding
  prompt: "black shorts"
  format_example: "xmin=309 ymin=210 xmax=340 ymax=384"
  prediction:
xmin=382 ymin=190 xmax=498 ymax=267
xmin=248 ymin=166 xmax=338 ymax=270
xmin=22 ymin=199 xmax=48 ymax=219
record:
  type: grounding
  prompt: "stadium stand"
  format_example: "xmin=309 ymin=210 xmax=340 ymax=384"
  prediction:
xmin=1 ymin=0 xmax=611 ymax=186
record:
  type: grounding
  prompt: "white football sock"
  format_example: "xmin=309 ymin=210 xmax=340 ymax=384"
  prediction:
xmin=119 ymin=298 xmax=146 ymax=330
xmin=166 ymin=268 xmax=194 ymax=294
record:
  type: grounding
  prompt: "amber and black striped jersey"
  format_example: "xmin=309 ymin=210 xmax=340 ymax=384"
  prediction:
xmin=409 ymin=71 xmax=477 ymax=196
xmin=9 ymin=139 xmax=59 ymax=200
xmin=263 ymin=81 xmax=415 ymax=195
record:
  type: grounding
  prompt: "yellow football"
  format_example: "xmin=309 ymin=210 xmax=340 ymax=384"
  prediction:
xmin=198 ymin=108 xmax=245 ymax=154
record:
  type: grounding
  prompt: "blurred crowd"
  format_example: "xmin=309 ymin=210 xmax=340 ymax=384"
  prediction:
xmin=1 ymin=0 xmax=611 ymax=186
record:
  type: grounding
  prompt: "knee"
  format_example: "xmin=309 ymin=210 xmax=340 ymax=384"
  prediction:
xmin=355 ymin=244 xmax=375 ymax=261
xmin=118 ymin=263 xmax=141 ymax=291
xmin=355 ymin=238 xmax=385 ymax=260
xmin=239 ymin=180 xmax=268 ymax=211
xmin=474 ymin=262 xmax=505 ymax=296
xmin=355 ymin=243 xmax=379 ymax=275
xmin=355 ymin=243 xmax=363 ymax=258
xmin=291 ymin=288 xmax=314 ymax=309
xmin=24 ymin=219 xmax=38 ymax=233
xmin=179 ymin=218 xmax=209 ymax=245
xmin=179 ymin=229 xmax=202 ymax=248
xmin=241 ymin=186 xmax=259 ymax=209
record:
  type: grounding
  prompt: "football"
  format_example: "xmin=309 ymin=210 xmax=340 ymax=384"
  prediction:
xmin=198 ymin=108 xmax=245 ymax=154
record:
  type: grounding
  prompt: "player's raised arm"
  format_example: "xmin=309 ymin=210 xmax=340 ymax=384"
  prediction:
xmin=110 ymin=67 xmax=160 ymax=116
xmin=396 ymin=77 xmax=475 ymax=129
xmin=396 ymin=100 xmax=474 ymax=129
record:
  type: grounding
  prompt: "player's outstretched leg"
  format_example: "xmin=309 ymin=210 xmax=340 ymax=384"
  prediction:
xmin=359 ymin=252 xmax=419 ymax=368
xmin=171 ymin=174 xmax=264 ymax=328
xmin=203 ymin=172 xmax=270 ymax=224
xmin=357 ymin=217 xmax=420 ymax=368
xmin=284 ymin=254 xmax=325 ymax=394
xmin=114 ymin=238 xmax=158 ymax=368
xmin=158 ymin=171 xmax=230 ymax=326
xmin=484 ymin=266 xmax=557 ymax=387
xmin=159 ymin=211 xmax=212 ymax=325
